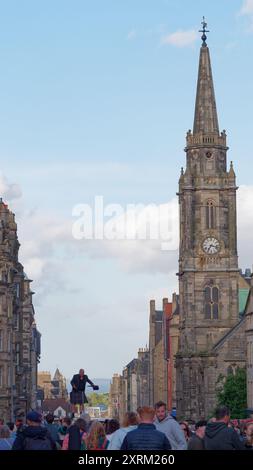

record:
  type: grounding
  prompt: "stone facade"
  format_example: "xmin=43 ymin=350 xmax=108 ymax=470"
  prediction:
xmin=245 ymin=276 xmax=253 ymax=412
xmin=176 ymin=40 xmax=246 ymax=420
xmin=136 ymin=348 xmax=149 ymax=408
xmin=148 ymin=296 xmax=179 ymax=408
xmin=37 ymin=368 xmax=68 ymax=402
xmin=109 ymin=349 xmax=149 ymax=420
xmin=37 ymin=371 xmax=53 ymax=399
xmin=51 ymin=368 xmax=68 ymax=400
xmin=123 ymin=359 xmax=138 ymax=413
xmin=165 ymin=294 xmax=180 ymax=410
xmin=0 ymin=199 xmax=41 ymax=421
xmin=149 ymin=300 xmax=167 ymax=405
xmin=108 ymin=373 xmax=126 ymax=422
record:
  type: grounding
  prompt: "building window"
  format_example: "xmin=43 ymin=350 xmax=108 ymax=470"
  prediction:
xmin=16 ymin=343 xmax=20 ymax=366
xmin=7 ymin=331 xmax=11 ymax=352
xmin=0 ymin=330 xmax=3 ymax=351
xmin=204 ymin=285 xmax=219 ymax=319
xmin=16 ymin=283 xmax=20 ymax=299
xmin=206 ymin=201 xmax=216 ymax=229
xmin=0 ymin=366 xmax=3 ymax=387
xmin=7 ymin=366 xmax=11 ymax=387
xmin=7 ymin=300 xmax=12 ymax=318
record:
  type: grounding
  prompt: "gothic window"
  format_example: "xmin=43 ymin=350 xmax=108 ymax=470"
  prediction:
xmin=7 ymin=331 xmax=11 ymax=352
xmin=7 ymin=366 xmax=11 ymax=387
xmin=16 ymin=343 xmax=20 ymax=366
xmin=204 ymin=285 xmax=219 ymax=319
xmin=0 ymin=366 xmax=3 ymax=387
xmin=206 ymin=201 xmax=216 ymax=229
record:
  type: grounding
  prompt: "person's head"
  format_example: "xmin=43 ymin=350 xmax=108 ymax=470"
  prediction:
xmin=86 ymin=421 xmax=106 ymax=449
xmin=245 ymin=422 xmax=253 ymax=443
xmin=154 ymin=401 xmax=167 ymax=422
xmin=62 ymin=417 xmax=72 ymax=427
xmin=79 ymin=369 xmax=85 ymax=377
xmin=215 ymin=406 xmax=230 ymax=424
xmin=195 ymin=420 xmax=207 ymax=439
xmin=137 ymin=406 xmax=155 ymax=424
xmin=74 ymin=418 xmax=87 ymax=433
xmin=45 ymin=413 xmax=55 ymax=424
xmin=26 ymin=411 xmax=42 ymax=427
xmin=180 ymin=421 xmax=191 ymax=440
xmin=15 ymin=418 xmax=24 ymax=429
xmin=122 ymin=412 xmax=138 ymax=428
xmin=0 ymin=425 xmax=11 ymax=438
xmin=7 ymin=422 xmax=15 ymax=431
xmin=106 ymin=419 xmax=120 ymax=435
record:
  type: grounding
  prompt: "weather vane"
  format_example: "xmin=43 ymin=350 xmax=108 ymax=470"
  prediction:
xmin=199 ymin=16 xmax=209 ymax=46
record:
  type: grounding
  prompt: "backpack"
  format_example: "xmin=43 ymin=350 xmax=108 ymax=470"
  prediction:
xmin=23 ymin=435 xmax=53 ymax=450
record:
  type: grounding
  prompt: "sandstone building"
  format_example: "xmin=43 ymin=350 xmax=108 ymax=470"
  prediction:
xmin=0 ymin=199 xmax=41 ymax=421
xmin=37 ymin=368 xmax=68 ymax=402
xmin=176 ymin=29 xmax=246 ymax=420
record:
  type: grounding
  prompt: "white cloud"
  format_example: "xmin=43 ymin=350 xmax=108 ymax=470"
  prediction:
xmin=0 ymin=173 xmax=22 ymax=201
xmin=3 ymin=170 xmax=253 ymax=378
xmin=240 ymin=0 xmax=253 ymax=15
xmin=239 ymin=0 xmax=253 ymax=31
xmin=16 ymin=185 xmax=253 ymax=288
xmin=237 ymin=185 xmax=253 ymax=268
xmin=161 ymin=29 xmax=197 ymax=47
xmin=24 ymin=257 xmax=46 ymax=280
xmin=127 ymin=29 xmax=137 ymax=41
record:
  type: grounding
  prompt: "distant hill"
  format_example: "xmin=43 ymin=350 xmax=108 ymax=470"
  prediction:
xmin=67 ymin=378 xmax=110 ymax=394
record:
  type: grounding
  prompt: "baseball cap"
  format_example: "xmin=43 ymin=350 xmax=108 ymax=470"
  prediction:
xmin=26 ymin=411 xmax=42 ymax=423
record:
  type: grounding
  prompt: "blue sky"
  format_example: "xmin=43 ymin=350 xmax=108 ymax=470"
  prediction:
xmin=1 ymin=0 xmax=253 ymax=378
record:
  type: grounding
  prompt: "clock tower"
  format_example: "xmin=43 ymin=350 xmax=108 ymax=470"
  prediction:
xmin=176 ymin=21 xmax=241 ymax=419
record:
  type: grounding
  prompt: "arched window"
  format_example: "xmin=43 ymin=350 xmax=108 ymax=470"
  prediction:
xmin=206 ymin=201 xmax=216 ymax=229
xmin=204 ymin=285 xmax=219 ymax=319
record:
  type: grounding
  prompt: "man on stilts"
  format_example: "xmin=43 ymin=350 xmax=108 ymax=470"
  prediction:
xmin=70 ymin=369 xmax=99 ymax=416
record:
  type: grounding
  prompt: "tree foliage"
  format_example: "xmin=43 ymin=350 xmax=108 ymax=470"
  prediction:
xmin=87 ymin=392 xmax=109 ymax=408
xmin=216 ymin=368 xmax=247 ymax=419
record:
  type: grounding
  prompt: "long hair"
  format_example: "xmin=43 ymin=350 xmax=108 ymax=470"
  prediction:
xmin=122 ymin=412 xmax=138 ymax=428
xmin=86 ymin=421 xmax=106 ymax=450
xmin=68 ymin=419 xmax=87 ymax=450
xmin=106 ymin=419 xmax=119 ymax=435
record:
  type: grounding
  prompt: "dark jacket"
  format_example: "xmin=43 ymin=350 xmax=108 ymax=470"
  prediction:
xmin=204 ymin=422 xmax=245 ymax=450
xmin=70 ymin=374 xmax=94 ymax=392
xmin=12 ymin=425 xmax=56 ymax=450
xmin=68 ymin=424 xmax=83 ymax=450
xmin=44 ymin=422 xmax=60 ymax=443
xmin=188 ymin=434 xmax=205 ymax=450
xmin=120 ymin=423 xmax=171 ymax=451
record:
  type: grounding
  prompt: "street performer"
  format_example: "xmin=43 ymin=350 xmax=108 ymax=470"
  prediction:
xmin=70 ymin=369 xmax=99 ymax=415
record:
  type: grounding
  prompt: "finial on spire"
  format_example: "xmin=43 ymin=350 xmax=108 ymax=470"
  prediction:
xmin=199 ymin=16 xmax=209 ymax=47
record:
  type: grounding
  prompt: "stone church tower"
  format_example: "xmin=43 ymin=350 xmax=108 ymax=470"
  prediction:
xmin=176 ymin=23 xmax=246 ymax=420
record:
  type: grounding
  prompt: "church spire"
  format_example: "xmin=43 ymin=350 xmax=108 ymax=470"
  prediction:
xmin=193 ymin=18 xmax=219 ymax=136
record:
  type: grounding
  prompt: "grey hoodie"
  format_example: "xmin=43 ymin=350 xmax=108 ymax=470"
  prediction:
xmin=154 ymin=415 xmax=187 ymax=450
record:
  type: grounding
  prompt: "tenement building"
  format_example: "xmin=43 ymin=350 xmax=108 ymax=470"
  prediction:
xmin=176 ymin=25 xmax=246 ymax=420
xmin=0 ymin=199 xmax=41 ymax=421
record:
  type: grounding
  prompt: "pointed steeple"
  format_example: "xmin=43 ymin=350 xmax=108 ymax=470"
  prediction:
xmin=193 ymin=18 xmax=219 ymax=136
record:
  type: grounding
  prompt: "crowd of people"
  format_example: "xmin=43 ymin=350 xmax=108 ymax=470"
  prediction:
xmin=0 ymin=402 xmax=252 ymax=451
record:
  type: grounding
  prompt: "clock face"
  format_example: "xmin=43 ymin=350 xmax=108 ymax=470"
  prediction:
xmin=203 ymin=237 xmax=220 ymax=254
